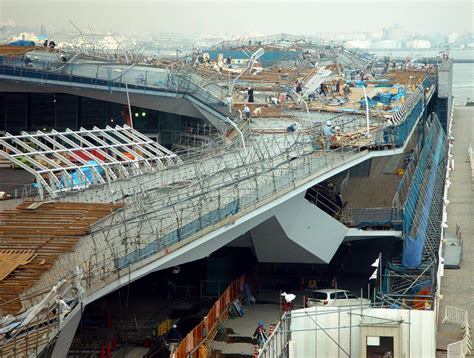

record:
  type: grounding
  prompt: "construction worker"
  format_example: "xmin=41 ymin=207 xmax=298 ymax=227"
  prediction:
xmin=167 ymin=324 xmax=182 ymax=353
xmin=243 ymin=105 xmax=251 ymax=120
xmin=287 ymin=122 xmax=298 ymax=133
xmin=225 ymin=94 xmax=233 ymax=113
xmin=248 ymin=87 xmax=254 ymax=103
xmin=167 ymin=324 xmax=182 ymax=342
xmin=323 ymin=121 xmax=334 ymax=151
xmin=253 ymin=321 xmax=267 ymax=348
xmin=296 ymin=82 xmax=302 ymax=95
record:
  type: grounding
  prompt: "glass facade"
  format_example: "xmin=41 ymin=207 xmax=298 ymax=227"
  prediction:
xmin=0 ymin=92 xmax=204 ymax=147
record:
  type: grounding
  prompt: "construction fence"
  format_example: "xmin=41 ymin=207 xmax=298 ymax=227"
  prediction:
xmin=171 ymin=275 xmax=245 ymax=358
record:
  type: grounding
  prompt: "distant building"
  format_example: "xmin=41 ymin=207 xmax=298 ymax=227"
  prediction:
xmin=373 ymin=40 xmax=401 ymax=49
xmin=344 ymin=40 xmax=371 ymax=49
xmin=383 ymin=25 xmax=403 ymax=41
xmin=406 ymin=40 xmax=431 ymax=49
xmin=448 ymin=33 xmax=459 ymax=44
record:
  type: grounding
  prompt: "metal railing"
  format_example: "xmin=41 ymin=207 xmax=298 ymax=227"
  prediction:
xmin=258 ymin=313 xmax=291 ymax=358
xmin=0 ymin=58 xmax=236 ymax=127
xmin=442 ymin=305 xmax=472 ymax=357
xmin=0 ymin=278 xmax=82 ymax=357
xmin=343 ymin=207 xmax=402 ymax=229
xmin=448 ymin=341 xmax=464 ymax=358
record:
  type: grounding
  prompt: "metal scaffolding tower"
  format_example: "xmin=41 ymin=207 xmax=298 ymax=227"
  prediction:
xmin=377 ymin=114 xmax=448 ymax=308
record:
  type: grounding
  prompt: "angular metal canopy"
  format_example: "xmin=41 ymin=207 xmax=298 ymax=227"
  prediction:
xmin=0 ymin=125 xmax=181 ymax=198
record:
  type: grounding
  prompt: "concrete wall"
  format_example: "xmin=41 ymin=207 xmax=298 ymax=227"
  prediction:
xmin=290 ymin=307 xmax=436 ymax=358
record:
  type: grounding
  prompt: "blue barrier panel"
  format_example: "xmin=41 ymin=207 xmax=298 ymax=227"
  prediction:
xmin=393 ymin=99 xmax=423 ymax=147
xmin=117 ymin=199 xmax=240 ymax=269
xmin=402 ymin=122 xmax=445 ymax=268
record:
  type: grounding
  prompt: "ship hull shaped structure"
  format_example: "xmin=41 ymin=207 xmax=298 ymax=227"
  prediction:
xmin=0 ymin=38 xmax=447 ymax=356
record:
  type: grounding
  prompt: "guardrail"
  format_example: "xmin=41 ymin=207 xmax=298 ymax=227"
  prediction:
xmin=258 ymin=312 xmax=291 ymax=358
xmin=171 ymin=275 xmax=245 ymax=358
xmin=442 ymin=305 xmax=472 ymax=357
xmin=443 ymin=306 xmax=469 ymax=327
xmin=343 ymin=207 xmax=402 ymax=229
xmin=0 ymin=278 xmax=82 ymax=357
xmin=0 ymin=60 xmax=234 ymax=126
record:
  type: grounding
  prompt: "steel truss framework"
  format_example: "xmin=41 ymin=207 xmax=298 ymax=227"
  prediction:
xmin=0 ymin=125 xmax=181 ymax=198
xmin=377 ymin=114 xmax=448 ymax=308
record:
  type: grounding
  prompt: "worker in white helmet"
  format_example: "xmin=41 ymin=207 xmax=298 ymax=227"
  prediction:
xmin=323 ymin=121 xmax=334 ymax=151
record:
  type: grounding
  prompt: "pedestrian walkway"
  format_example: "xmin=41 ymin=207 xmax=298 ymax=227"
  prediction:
xmin=211 ymin=303 xmax=281 ymax=356
xmin=437 ymin=106 xmax=474 ymax=352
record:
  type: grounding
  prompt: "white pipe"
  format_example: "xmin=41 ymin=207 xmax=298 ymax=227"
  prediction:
xmin=225 ymin=117 xmax=246 ymax=154
xmin=291 ymin=89 xmax=311 ymax=125
xmin=125 ymin=82 xmax=133 ymax=129
xmin=362 ymin=84 xmax=370 ymax=137
xmin=230 ymin=48 xmax=264 ymax=92
xmin=114 ymin=69 xmax=134 ymax=128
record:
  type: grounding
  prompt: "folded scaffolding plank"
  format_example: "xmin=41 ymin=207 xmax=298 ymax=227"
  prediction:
xmin=0 ymin=125 xmax=182 ymax=199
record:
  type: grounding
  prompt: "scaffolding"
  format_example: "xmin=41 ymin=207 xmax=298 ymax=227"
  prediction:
xmin=0 ymin=104 xmax=429 ymax=357
xmin=172 ymin=121 xmax=220 ymax=151
xmin=260 ymin=304 xmax=437 ymax=358
xmin=377 ymin=114 xmax=448 ymax=307
xmin=0 ymin=125 xmax=181 ymax=199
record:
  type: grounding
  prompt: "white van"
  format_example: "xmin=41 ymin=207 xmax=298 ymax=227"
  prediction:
xmin=306 ymin=289 xmax=370 ymax=307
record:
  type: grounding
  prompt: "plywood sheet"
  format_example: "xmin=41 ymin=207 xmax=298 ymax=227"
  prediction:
xmin=0 ymin=250 xmax=37 ymax=281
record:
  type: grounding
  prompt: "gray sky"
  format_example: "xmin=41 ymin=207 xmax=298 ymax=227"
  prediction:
xmin=1 ymin=0 xmax=473 ymax=35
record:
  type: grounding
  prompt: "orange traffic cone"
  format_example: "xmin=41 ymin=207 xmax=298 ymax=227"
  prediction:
xmin=99 ymin=344 xmax=105 ymax=358
xmin=269 ymin=324 xmax=273 ymax=336
xmin=105 ymin=342 xmax=111 ymax=357
xmin=131 ymin=315 xmax=138 ymax=333
xmin=254 ymin=344 xmax=261 ymax=358
xmin=106 ymin=311 xmax=112 ymax=328
xmin=111 ymin=336 xmax=117 ymax=350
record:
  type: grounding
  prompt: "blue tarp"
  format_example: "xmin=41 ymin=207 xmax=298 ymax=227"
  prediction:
xmin=402 ymin=126 xmax=445 ymax=269
xmin=205 ymin=50 xmax=299 ymax=66
xmin=359 ymin=99 xmax=378 ymax=108
xmin=60 ymin=160 xmax=105 ymax=188
xmin=359 ymin=85 xmax=406 ymax=108
xmin=372 ymin=92 xmax=392 ymax=105
xmin=8 ymin=40 xmax=36 ymax=46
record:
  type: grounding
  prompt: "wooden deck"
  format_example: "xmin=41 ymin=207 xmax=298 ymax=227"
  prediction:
xmin=0 ymin=201 xmax=122 ymax=315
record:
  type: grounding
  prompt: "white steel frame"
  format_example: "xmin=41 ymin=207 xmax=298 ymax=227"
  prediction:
xmin=0 ymin=125 xmax=181 ymax=199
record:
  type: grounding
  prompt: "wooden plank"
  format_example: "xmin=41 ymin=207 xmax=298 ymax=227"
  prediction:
xmin=0 ymin=200 xmax=122 ymax=314
xmin=0 ymin=250 xmax=37 ymax=281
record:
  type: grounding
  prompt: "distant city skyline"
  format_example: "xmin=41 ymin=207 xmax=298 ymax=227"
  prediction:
xmin=1 ymin=0 xmax=473 ymax=36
